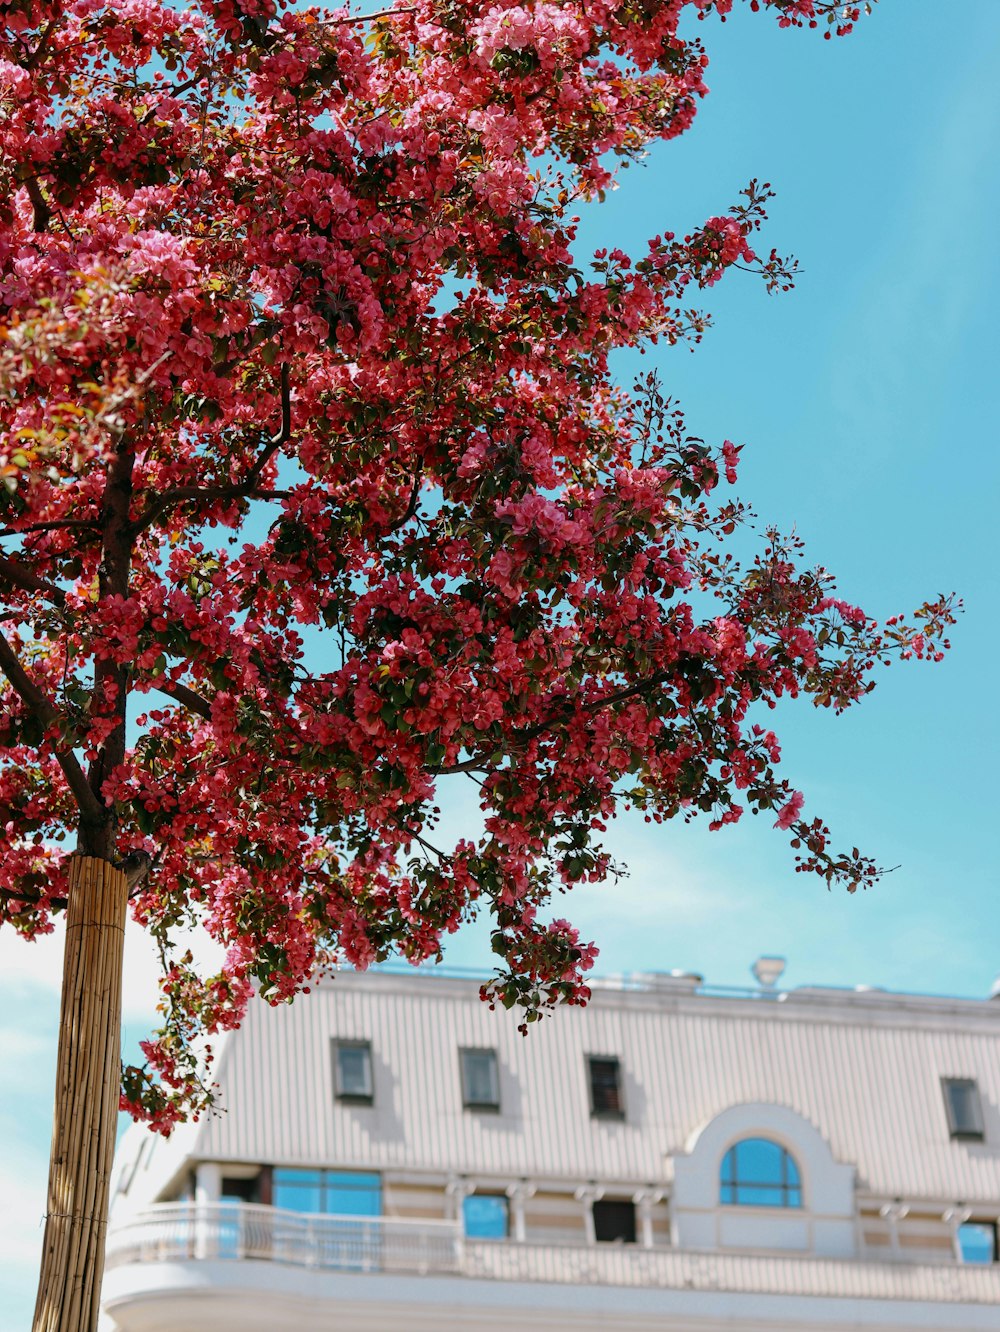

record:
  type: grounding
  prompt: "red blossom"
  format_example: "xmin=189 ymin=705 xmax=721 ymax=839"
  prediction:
xmin=0 ymin=0 xmax=940 ymax=1131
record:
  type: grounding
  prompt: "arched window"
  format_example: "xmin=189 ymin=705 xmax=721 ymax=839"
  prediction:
xmin=720 ymin=1137 xmax=802 ymax=1208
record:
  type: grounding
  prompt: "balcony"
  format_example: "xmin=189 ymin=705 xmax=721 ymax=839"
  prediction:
xmin=104 ymin=1201 xmax=1000 ymax=1305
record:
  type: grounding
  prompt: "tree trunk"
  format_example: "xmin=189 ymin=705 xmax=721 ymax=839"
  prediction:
xmin=33 ymin=856 xmax=128 ymax=1332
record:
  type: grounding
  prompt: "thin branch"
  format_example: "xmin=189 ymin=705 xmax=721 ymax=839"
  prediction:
xmin=245 ymin=360 xmax=292 ymax=486
xmin=0 ymin=553 xmax=67 ymax=606
xmin=385 ymin=468 xmax=423 ymax=534
xmin=151 ymin=679 xmax=213 ymax=720
xmin=130 ymin=363 xmax=292 ymax=536
xmin=130 ymin=484 xmax=292 ymax=536
xmin=327 ymin=6 xmax=417 ymax=24
xmin=0 ymin=518 xmax=99 ymax=538
xmin=24 ymin=19 xmax=56 ymax=71
xmin=0 ymin=630 xmax=104 ymax=822
xmin=436 ymin=758 xmax=493 ymax=775
xmin=435 ymin=670 xmax=674 ymax=775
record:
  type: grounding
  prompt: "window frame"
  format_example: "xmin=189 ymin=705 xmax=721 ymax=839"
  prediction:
xmin=719 ymin=1137 xmax=803 ymax=1209
xmin=332 ymin=1038 xmax=374 ymax=1105
xmin=942 ymin=1077 xmax=985 ymax=1141
xmin=459 ymin=1046 xmax=501 ymax=1111
xmin=587 ymin=1054 xmax=625 ymax=1120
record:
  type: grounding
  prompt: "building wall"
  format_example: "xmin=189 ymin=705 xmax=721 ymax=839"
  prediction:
xmin=165 ymin=973 xmax=1000 ymax=1208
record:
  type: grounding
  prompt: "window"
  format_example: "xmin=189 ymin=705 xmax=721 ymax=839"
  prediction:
xmin=958 ymin=1221 xmax=998 ymax=1264
xmin=460 ymin=1048 xmax=500 ymax=1110
xmin=720 ymin=1138 xmax=802 ymax=1208
xmin=588 ymin=1056 xmax=624 ymax=1118
xmin=593 ymin=1199 xmax=636 ymax=1243
xmin=333 ymin=1040 xmax=373 ymax=1103
xmin=221 ymin=1175 xmax=261 ymax=1204
xmin=273 ymin=1169 xmax=382 ymax=1217
xmin=463 ymin=1194 xmax=508 ymax=1239
xmin=942 ymin=1078 xmax=985 ymax=1141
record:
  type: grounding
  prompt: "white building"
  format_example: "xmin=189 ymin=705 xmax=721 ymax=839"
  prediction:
xmin=103 ymin=966 xmax=1000 ymax=1331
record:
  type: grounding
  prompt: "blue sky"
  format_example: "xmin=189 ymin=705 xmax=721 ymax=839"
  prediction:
xmin=2 ymin=3 xmax=999 ymax=1326
xmin=435 ymin=0 xmax=1000 ymax=1000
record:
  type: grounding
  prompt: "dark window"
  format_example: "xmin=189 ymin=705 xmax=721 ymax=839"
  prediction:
xmin=593 ymin=1198 xmax=636 ymax=1243
xmin=273 ymin=1168 xmax=382 ymax=1217
xmin=720 ymin=1138 xmax=802 ymax=1208
xmin=460 ymin=1048 xmax=500 ymax=1110
xmin=958 ymin=1221 xmax=998 ymax=1264
xmin=221 ymin=1175 xmax=261 ymax=1204
xmin=588 ymin=1056 xmax=624 ymax=1118
xmin=463 ymin=1194 xmax=509 ymax=1239
xmin=942 ymin=1078 xmax=985 ymax=1141
xmin=333 ymin=1040 xmax=373 ymax=1103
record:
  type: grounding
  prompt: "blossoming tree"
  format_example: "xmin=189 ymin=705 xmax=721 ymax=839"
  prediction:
xmin=0 ymin=0 xmax=953 ymax=1326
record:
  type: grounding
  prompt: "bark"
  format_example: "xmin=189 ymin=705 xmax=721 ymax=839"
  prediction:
xmin=80 ymin=442 xmax=135 ymax=860
xmin=32 ymin=856 xmax=128 ymax=1332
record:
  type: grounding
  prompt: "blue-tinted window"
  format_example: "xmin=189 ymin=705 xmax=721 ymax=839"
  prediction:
xmin=720 ymin=1138 xmax=802 ymax=1208
xmin=273 ymin=1168 xmax=381 ymax=1217
xmin=463 ymin=1194 xmax=508 ymax=1239
xmin=959 ymin=1222 xmax=998 ymax=1264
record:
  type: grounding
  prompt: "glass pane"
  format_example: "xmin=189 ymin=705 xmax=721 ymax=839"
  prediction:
xmin=593 ymin=1199 xmax=637 ymax=1243
xmin=274 ymin=1170 xmax=323 ymax=1213
xmin=736 ymin=1138 xmax=785 ymax=1184
xmin=275 ymin=1169 xmax=322 ymax=1186
xmin=590 ymin=1059 xmax=622 ymax=1114
xmin=463 ymin=1051 xmax=498 ymax=1106
xmin=338 ymin=1045 xmax=372 ymax=1098
xmin=959 ymin=1223 xmax=996 ymax=1265
xmin=325 ymin=1171 xmax=382 ymax=1217
xmin=463 ymin=1194 xmax=508 ymax=1239
xmin=720 ymin=1148 xmax=736 ymax=1185
xmin=719 ymin=1139 xmax=802 ymax=1208
xmin=946 ymin=1081 xmax=982 ymax=1134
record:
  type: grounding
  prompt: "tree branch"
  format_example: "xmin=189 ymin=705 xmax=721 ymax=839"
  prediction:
xmin=152 ymin=678 xmax=213 ymax=720
xmin=0 ymin=553 xmax=67 ymax=606
xmin=0 ymin=518 xmax=99 ymax=538
xmin=24 ymin=177 xmax=51 ymax=233
xmin=326 ymin=6 xmax=417 ymax=24
xmin=0 ymin=630 xmax=104 ymax=822
xmin=435 ymin=671 xmax=674 ymax=775
xmin=384 ymin=468 xmax=423 ymax=535
xmin=129 ymin=363 xmax=293 ymax=536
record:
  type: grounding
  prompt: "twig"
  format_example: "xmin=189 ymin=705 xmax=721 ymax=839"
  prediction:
xmin=130 ymin=363 xmax=292 ymax=535
xmin=151 ymin=679 xmax=213 ymax=720
xmin=0 ymin=554 xmax=67 ymax=606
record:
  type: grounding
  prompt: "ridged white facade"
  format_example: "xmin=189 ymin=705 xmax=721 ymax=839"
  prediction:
xmin=102 ymin=969 xmax=1000 ymax=1331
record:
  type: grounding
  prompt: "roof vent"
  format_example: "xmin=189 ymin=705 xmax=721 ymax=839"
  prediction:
xmin=751 ymin=956 xmax=786 ymax=989
xmin=633 ymin=970 xmax=703 ymax=991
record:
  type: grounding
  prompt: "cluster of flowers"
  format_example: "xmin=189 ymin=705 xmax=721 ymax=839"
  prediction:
xmin=0 ymin=0 xmax=936 ymax=1131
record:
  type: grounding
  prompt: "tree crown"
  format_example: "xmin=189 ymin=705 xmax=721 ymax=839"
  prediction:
xmin=0 ymin=0 xmax=954 ymax=1129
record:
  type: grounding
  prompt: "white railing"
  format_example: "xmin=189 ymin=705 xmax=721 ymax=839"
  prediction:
xmin=106 ymin=1203 xmax=1000 ymax=1304
xmin=105 ymin=1203 xmax=460 ymax=1276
